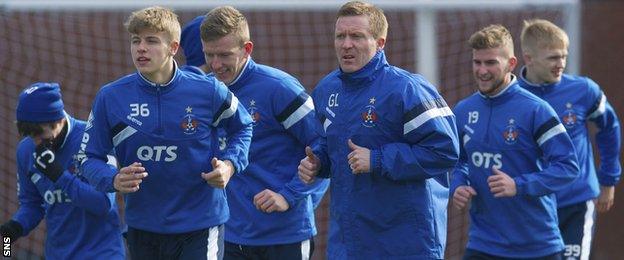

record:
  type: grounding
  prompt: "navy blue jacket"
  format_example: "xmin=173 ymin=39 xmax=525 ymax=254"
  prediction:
xmin=224 ymin=58 xmax=329 ymax=245
xmin=13 ymin=116 xmax=124 ymax=259
xmin=312 ymin=51 xmax=459 ymax=259
xmin=451 ymin=79 xmax=579 ymax=257
xmin=81 ymin=65 xmax=253 ymax=233
xmin=518 ymin=68 xmax=621 ymax=207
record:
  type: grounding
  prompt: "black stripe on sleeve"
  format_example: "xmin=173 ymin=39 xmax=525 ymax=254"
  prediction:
xmin=533 ymin=117 xmax=560 ymax=141
xmin=111 ymin=122 xmax=129 ymax=137
xmin=276 ymin=92 xmax=309 ymax=123
xmin=402 ymin=98 xmax=448 ymax=124
xmin=212 ymin=91 xmax=233 ymax=125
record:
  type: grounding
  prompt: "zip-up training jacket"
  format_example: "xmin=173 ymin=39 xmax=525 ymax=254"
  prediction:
xmin=518 ymin=67 xmax=621 ymax=207
xmin=451 ymin=79 xmax=579 ymax=258
xmin=81 ymin=65 xmax=253 ymax=233
xmin=224 ymin=58 xmax=329 ymax=245
xmin=312 ymin=51 xmax=459 ymax=259
xmin=13 ymin=115 xmax=124 ymax=259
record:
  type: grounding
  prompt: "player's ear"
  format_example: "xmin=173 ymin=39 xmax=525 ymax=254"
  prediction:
xmin=243 ymin=41 xmax=253 ymax=57
xmin=376 ymin=37 xmax=386 ymax=50
xmin=169 ymin=40 xmax=180 ymax=56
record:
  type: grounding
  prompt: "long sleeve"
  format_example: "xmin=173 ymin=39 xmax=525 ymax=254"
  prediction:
xmin=373 ymin=80 xmax=460 ymax=181
xmin=586 ymin=83 xmax=621 ymax=185
xmin=310 ymin=86 xmax=332 ymax=179
xmin=54 ymin=172 xmax=113 ymax=216
xmin=211 ymin=82 xmax=253 ymax=174
xmin=81 ymin=92 xmax=119 ymax=193
xmin=272 ymin=84 xmax=329 ymax=207
xmin=450 ymin=132 xmax=471 ymax=196
xmin=514 ymin=106 xmax=580 ymax=196
xmin=11 ymin=145 xmax=45 ymax=237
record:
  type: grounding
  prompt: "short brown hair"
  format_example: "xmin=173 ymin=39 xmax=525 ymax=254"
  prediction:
xmin=468 ymin=24 xmax=514 ymax=57
xmin=125 ymin=6 xmax=181 ymax=42
xmin=521 ymin=19 xmax=569 ymax=54
xmin=200 ymin=6 xmax=250 ymax=46
xmin=337 ymin=1 xmax=388 ymax=40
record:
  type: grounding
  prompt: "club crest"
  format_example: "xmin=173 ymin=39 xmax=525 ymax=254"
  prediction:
xmin=503 ymin=118 xmax=519 ymax=144
xmin=248 ymin=100 xmax=260 ymax=126
xmin=180 ymin=106 xmax=199 ymax=135
xmin=562 ymin=103 xmax=577 ymax=128
xmin=361 ymin=97 xmax=378 ymax=128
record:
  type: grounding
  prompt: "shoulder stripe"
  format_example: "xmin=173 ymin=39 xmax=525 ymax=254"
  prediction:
xmin=277 ymin=92 xmax=314 ymax=129
xmin=535 ymin=117 xmax=566 ymax=146
xmin=212 ymin=92 xmax=239 ymax=127
xmin=113 ymin=125 xmax=137 ymax=147
xmin=588 ymin=93 xmax=606 ymax=119
xmin=403 ymin=98 xmax=453 ymax=135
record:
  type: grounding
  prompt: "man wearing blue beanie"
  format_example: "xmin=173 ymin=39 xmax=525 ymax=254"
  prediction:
xmin=0 ymin=82 xmax=125 ymax=259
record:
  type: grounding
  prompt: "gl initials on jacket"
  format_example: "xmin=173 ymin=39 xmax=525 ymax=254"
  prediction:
xmin=328 ymin=93 xmax=339 ymax=107
xmin=471 ymin=151 xmax=502 ymax=169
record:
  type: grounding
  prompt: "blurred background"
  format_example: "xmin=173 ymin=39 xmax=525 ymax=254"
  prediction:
xmin=1 ymin=0 xmax=622 ymax=259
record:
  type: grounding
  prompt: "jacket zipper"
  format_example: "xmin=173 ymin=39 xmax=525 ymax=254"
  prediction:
xmin=157 ymin=86 xmax=163 ymax=135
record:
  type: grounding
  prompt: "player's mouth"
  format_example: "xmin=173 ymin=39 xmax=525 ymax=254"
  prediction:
xmin=476 ymin=74 xmax=492 ymax=82
xmin=136 ymin=57 xmax=150 ymax=66
xmin=552 ymin=69 xmax=563 ymax=77
xmin=341 ymin=54 xmax=355 ymax=62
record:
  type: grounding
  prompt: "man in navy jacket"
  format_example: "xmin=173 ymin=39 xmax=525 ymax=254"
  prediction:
xmin=1 ymin=83 xmax=124 ymax=259
xmin=200 ymin=6 xmax=329 ymax=259
xmin=451 ymin=24 xmax=579 ymax=259
xmin=80 ymin=6 xmax=252 ymax=260
xmin=298 ymin=1 xmax=459 ymax=258
xmin=519 ymin=19 xmax=621 ymax=259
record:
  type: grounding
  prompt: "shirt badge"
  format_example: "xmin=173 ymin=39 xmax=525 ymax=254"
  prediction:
xmin=248 ymin=100 xmax=260 ymax=126
xmin=562 ymin=102 xmax=577 ymax=128
xmin=180 ymin=106 xmax=199 ymax=135
xmin=361 ymin=97 xmax=378 ymax=128
xmin=503 ymin=118 xmax=519 ymax=144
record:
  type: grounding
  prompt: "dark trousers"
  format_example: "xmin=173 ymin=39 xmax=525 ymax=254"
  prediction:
xmin=224 ymin=238 xmax=314 ymax=260
xmin=557 ymin=200 xmax=595 ymax=260
xmin=126 ymin=225 xmax=224 ymax=260
xmin=463 ymin=248 xmax=562 ymax=260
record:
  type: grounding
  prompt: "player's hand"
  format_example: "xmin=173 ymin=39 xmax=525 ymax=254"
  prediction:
xmin=595 ymin=185 xmax=615 ymax=213
xmin=298 ymin=146 xmax=320 ymax=184
xmin=347 ymin=139 xmax=370 ymax=174
xmin=33 ymin=142 xmax=64 ymax=182
xmin=452 ymin=185 xmax=477 ymax=210
xmin=114 ymin=162 xmax=148 ymax=193
xmin=0 ymin=220 xmax=24 ymax=243
xmin=201 ymin=158 xmax=235 ymax=189
xmin=487 ymin=167 xmax=516 ymax=197
xmin=253 ymin=189 xmax=290 ymax=213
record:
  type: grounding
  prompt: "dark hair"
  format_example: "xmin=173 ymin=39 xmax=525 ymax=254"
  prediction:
xmin=16 ymin=120 xmax=61 ymax=137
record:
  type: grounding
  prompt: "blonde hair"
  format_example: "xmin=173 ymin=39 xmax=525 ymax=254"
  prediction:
xmin=468 ymin=24 xmax=514 ymax=57
xmin=337 ymin=1 xmax=388 ymax=40
xmin=125 ymin=6 xmax=181 ymax=42
xmin=521 ymin=19 xmax=569 ymax=54
xmin=200 ymin=6 xmax=250 ymax=46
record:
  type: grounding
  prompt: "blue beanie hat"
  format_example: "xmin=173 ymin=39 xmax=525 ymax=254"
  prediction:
xmin=16 ymin=82 xmax=65 ymax=123
xmin=181 ymin=15 xmax=206 ymax=67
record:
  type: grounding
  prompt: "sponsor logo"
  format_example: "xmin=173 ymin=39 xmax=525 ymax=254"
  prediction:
xmin=137 ymin=145 xmax=178 ymax=162
xmin=471 ymin=151 xmax=502 ymax=169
